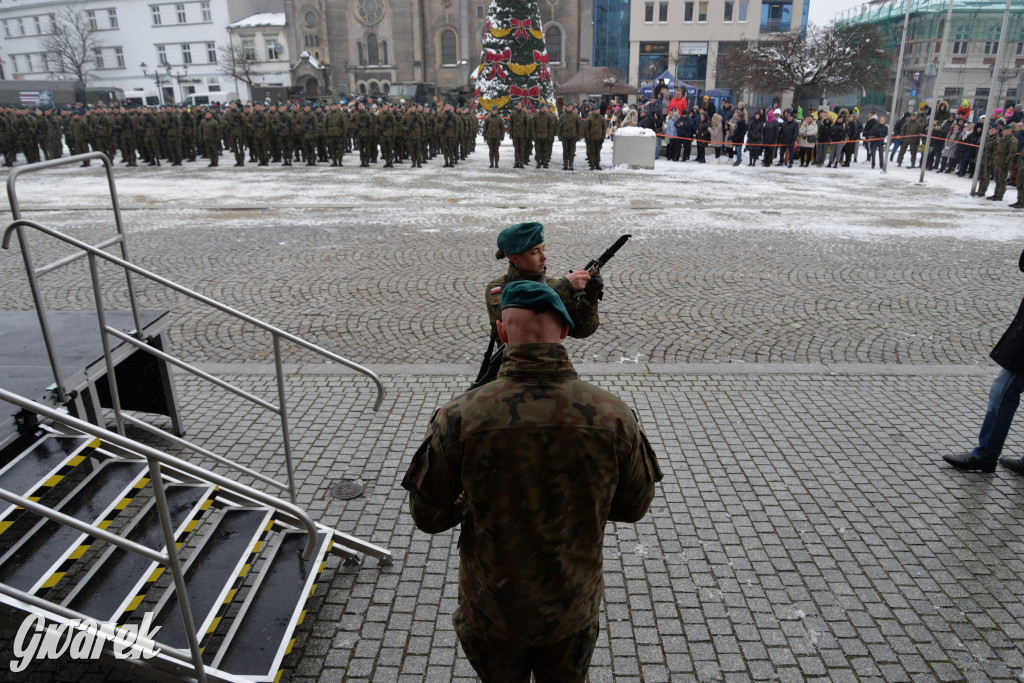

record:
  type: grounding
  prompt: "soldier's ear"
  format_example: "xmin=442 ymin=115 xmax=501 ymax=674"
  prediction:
xmin=559 ymin=322 xmax=569 ymax=341
xmin=496 ymin=320 xmax=509 ymax=345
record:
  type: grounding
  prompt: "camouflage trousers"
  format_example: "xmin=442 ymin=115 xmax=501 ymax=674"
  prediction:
xmin=457 ymin=621 xmax=599 ymax=683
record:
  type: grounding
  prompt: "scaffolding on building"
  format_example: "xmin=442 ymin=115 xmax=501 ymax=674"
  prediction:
xmin=841 ymin=0 xmax=1024 ymax=113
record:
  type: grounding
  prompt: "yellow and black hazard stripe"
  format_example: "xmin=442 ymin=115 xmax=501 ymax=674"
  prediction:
xmin=200 ymin=515 xmax=276 ymax=653
xmin=274 ymin=539 xmax=334 ymax=683
xmin=0 ymin=438 xmax=99 ymax=537
xmin=36 ymin=469 xmax=149 ymax=598
xmin=116 ymin=493 xmax=217 ymax=625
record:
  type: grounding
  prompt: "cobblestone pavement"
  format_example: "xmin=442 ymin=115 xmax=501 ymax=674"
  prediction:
xmin=1 ymin=149 xmax=1024 ymax=681
xmin=4 ymin=367 xmax=1023 ymax=681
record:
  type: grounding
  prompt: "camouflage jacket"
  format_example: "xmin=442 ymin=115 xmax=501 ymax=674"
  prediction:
xmin=486 ymin=263 xmax=602 ymax=339
xmin=402 ymin=343 xmax=662 ymax=645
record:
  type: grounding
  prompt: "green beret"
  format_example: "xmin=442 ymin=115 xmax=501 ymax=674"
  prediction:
xmin=497 ymin=222 xmax=544 ymax=255
xmin=500 ymin=281 xmax=574 ymax=330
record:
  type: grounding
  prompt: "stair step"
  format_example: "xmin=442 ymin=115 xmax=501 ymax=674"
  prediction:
xmin=0 ymin=460 xmax=148 ymax=594
xmin=0 ymin=432 xmax=95 ymax=531
xmin=151 ymin=507 xmax=273 ymax=652
xmin=213 ymin=530 xmax=331 ymax=680
xmin=62 ymin=483 xmax=213 ymax=622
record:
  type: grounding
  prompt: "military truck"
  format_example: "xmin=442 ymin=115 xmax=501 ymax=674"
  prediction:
xmin=0 ymin=80 xmax=123 ymax=107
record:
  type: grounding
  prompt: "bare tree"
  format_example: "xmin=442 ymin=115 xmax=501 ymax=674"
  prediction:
xmin=716 ymin=23 xmax=889 ymax=106
xmin=41 ymin=5 xmax=100 ymax=86
xmin=218 ymin=44 xmax=258 ymax=90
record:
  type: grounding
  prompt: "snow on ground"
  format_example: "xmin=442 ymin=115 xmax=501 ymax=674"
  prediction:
xmin=3 ymin=136 xmax=1022 ymax=242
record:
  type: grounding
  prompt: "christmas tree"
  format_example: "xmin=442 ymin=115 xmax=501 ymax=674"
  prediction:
xmin=474 ymin=0 xmax=553 ymax=117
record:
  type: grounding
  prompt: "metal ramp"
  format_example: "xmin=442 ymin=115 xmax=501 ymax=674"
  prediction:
xmin=0 ymin=154 xmax=393 ymax=680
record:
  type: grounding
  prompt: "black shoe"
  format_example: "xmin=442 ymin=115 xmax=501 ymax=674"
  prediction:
xmin=987 ymin=195 xmax=1001 ymax=201
xmin=999 ymin=456 xmax=1024 ymax=475
xmin=733 ymin=161 xmax=741 ymax=166
xmin=942 ymin=452 xmax=997 ymax=473
xmin=1011 ymin=202 xmax=1024 ymax=209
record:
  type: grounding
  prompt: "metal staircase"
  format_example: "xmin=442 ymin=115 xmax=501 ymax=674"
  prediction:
xmin=0 ymin=154 xmax=392 ymax=680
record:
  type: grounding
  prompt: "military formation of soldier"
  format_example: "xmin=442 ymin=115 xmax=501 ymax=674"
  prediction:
xmin=0 ymin=99 xmax=484 ymax=170
xmin=0 ymin=97 xmax=617 ymax=172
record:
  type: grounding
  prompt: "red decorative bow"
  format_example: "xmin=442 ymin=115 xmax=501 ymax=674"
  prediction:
xmin=484 ymin=48 xmax=510 ymax=80
xmin=510 ymin=85 xmax=539 ymax=98
xmin=533 ymin=51 xmax=550 ymax=81
xmin=510 ymin=18 xmax=532 ymax=38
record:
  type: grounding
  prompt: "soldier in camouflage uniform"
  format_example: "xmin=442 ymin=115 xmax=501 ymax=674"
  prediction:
xmin=582 ymin=107 xmax=607 ymax=170
xmin=325 ymin=103 xmax=347 ymax=167
xmin=403 ymin=104 xmax=424 ymax=168
xmin=352 ymin=101 xmax=376 ymax=167
xmin=116 ymin=107 xmax=138 ymax=166
xmin=403 ymin=279 xmax=661 ymax=683
xmin=295 ymin=104 xmax=319 ymax=166
xmin=377 ymin=103 xmax=398 ymax=168
xmin=482 ymin=106 xmax=505 ymax=168
xmin=975 ymin=124 xmax=1002 ymax=197
xmin=437 ymin=103 xmax=459 ymax=167
xmin=985 ymin=122 xmax=1017 ymax=201
xmin=558 ymin=103 xmax=583 ymax=171
xmin=199 ymin=110 xmax=222 ymax=166
xmin=486 ymin=222 xmax=603 ymax=339
xmin=166 ymin=107 xmax=184 ymax=166
xmin=15 ymin=109 xmax=41 ymax=164
xmin=223 ymin=102 xmax=246 ymax=166
xmin=533 ymin=103 xmax=557 ymax=168
xmin=67 ymin=112 xmax=92 ymax=165
xmin=509 ymin=100 xmax=530 ymax=168
xmin=1 ymin=108 xmax=17 ymax=166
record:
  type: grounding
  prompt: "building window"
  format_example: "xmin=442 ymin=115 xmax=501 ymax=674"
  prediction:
xmin=176 ymin=4 xmax=186 ymax=23
xmin=182 ymin=43 xmax=192 ymax=64
xmin=152 ymin=7 xmax=162 ymax=25
xmin=698 ymin=1 xmax=708 ymax=22
xmin=952 ymin=26 xmax=969 ymax=55
xmin=943 ymin=86 xmax=962 ymax=98
xmin=158 ymin=45 xmax=168 ymax=65
xmin=724 ymin=1 xmax=734 ymax=21
xmin=760 ymin=1 xmax=792 ymax=33
xmin=304 ymin=34 xmax=320 ymax=47
xmin=367 ymin=33 xmax=380 ymax=64
xmin=684 ymin=2 xmax=694 ymax=22
xmin=3 ymin=20 xmax=10 ymax=38
xmin=381 ymin=41 xmax=389 ymax=65
xmin=86 ymin=10 xmax=98 ymax=30
xmin=241 ymin=38 xmax=256 ymax=60
xmin=548 ymin=26 xmax=562 ymax=62
xmin=108 ymin=9 xmax=118 ymax=28
xmin=304 ymin=11 xmax=317 ymax=26
xmin=93 ymin=48 xmax=104 ymax=68
xmin=206 ymin=42 xmax=216 ymax=62
xmin=738 ymin=1 xmax=748 ymax=21
xmin=477 ymin=5 xmax=484 ymax=18
xmin=984 ymin=26 xmax=1000 ymax=55
xmin=33 ymin=16 xmax=42 ymax=34
xmin=266 ymin=35 xmax=282 ymax=60
xmin=17 ymin=17 xmax=25 ymax=35
xmin=658 ymin=2 xmax=668 ymax=21
xmin=644 ymin=2 xmax=654 ymax=22
xmin=201 ymin=1 xmax=211 ymax=22
xmin=357 ymin=41 xmax=365 ymax=64
xmin=115 ymin=47 xmax=125 ymax=67
xmin=440 ymin=28 xmax=457 ymax=65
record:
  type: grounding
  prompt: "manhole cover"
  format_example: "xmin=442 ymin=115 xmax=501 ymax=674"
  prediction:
xmin=332 ymin=479 xmax=365 ymax=500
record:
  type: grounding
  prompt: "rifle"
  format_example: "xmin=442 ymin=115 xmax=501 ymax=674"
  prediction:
xmin=468 ymin=234 xmax=632 ymax=390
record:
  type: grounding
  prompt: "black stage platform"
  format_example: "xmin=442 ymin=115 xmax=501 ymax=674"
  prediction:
xmin=0 ymin=310 xmax=183 ymax=444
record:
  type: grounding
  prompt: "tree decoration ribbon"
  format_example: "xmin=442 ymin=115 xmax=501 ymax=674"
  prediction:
xmin=510 ymin=18 xmax=532 ymax=38
xmin=510 ymin=85 xmax=539 ymax=98
xmin=485 ymin=48 xmax=511 ymax=79
xmin=533 ymin=50 xmax=550 ymax=80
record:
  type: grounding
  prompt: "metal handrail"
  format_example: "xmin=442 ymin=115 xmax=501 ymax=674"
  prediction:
xmin=2 ymin=216 xmax=385 ymax=504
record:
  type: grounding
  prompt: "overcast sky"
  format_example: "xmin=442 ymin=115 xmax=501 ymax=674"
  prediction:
xmin=807 ymin=0 xmax=872 ymax=26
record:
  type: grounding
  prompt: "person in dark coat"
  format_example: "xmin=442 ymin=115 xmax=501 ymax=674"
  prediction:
xmin=695 ymin=111 xmax=709 ymax=163
xmin=679 ymin=110 xmax=697 ymax=161
xmin=746 ymin=111 xmax=765 ymax=166
xmin=944 ymin=247 xmax=1024 ymax=476
xmin=729 ymin=110 xmax=748 ymax=166
xmin=761 ymin=109 xmax=780 ymax=167
xmin=778 ymin=109 xmax=800 ymax=167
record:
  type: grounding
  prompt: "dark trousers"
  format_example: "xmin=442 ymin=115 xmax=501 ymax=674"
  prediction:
xmin=459 ymin=622 xmax=599 ymax=683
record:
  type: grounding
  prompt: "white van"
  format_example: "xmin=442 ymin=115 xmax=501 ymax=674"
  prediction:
xmin=182 ymin=92 xmax=237 ymax=107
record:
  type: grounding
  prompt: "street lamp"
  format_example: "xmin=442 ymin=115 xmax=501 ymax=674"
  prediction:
xmin=139 ymin=62 xmax=165 ymax=105
xmin=164 ymin=63 xmax=189 ymax=104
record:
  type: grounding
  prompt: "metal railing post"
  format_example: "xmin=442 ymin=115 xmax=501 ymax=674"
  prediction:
xmin=273 ymin=334 xmax=298 ymax=504
xmin=147 ymin=459 xmax=207 ymax=683
xmin=87 ymin=253 xmax=127 ymax=437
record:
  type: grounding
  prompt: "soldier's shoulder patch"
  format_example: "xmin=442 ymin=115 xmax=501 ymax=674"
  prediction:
xmin=490 ymin=285 xmax=502 ymax=296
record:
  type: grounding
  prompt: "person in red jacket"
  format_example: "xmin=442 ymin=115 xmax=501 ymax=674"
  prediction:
xmin=668 ymin=91 xmax=688 ymax=116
